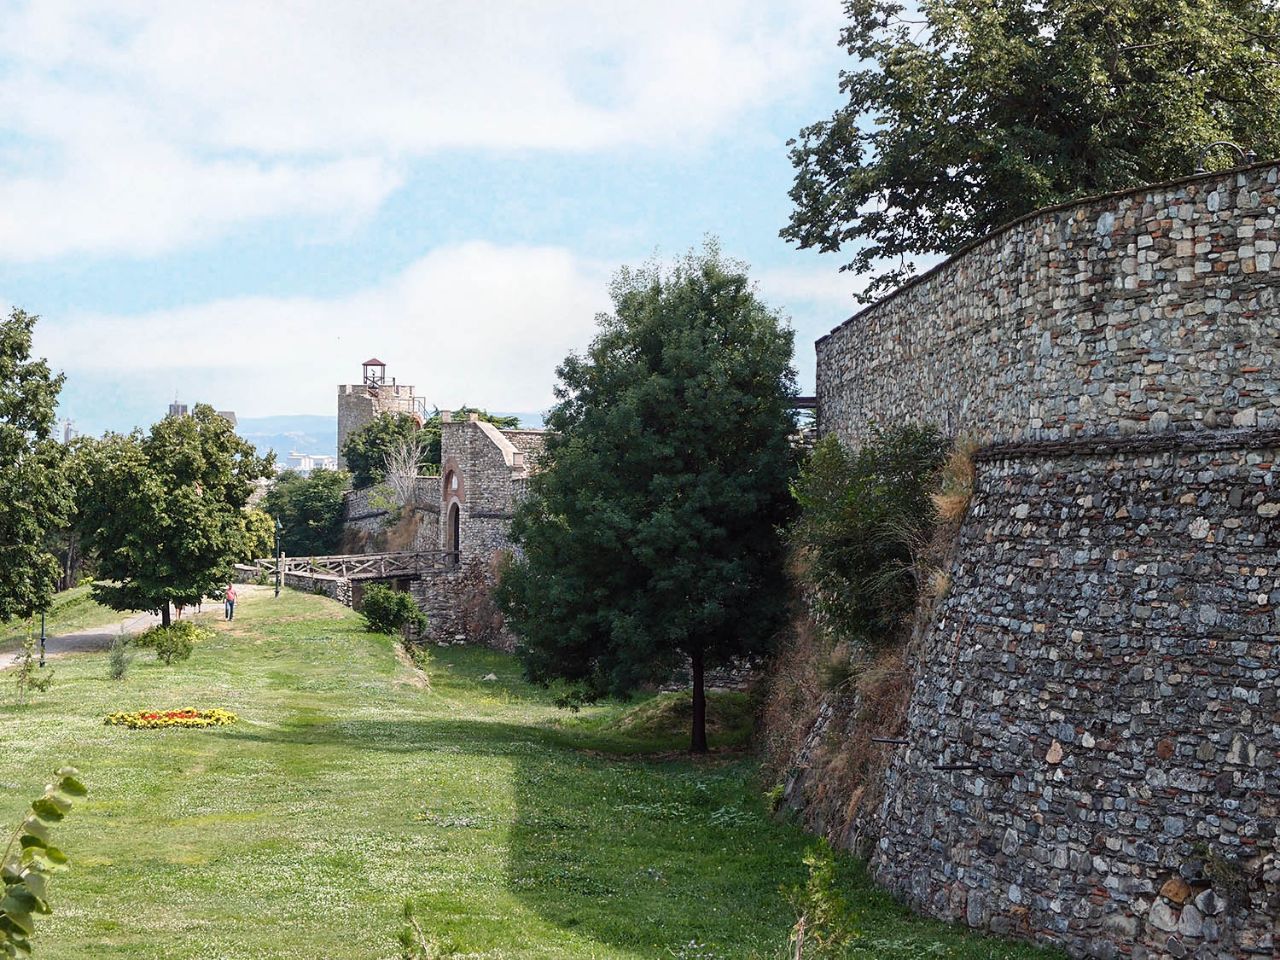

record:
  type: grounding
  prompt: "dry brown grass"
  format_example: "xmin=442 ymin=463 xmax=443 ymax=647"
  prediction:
xmin=810 ymin=645 xmax=913 ymax=848
xmin=760 ymin=436 xmax=981 ymax=853
xmin=930 ymin=438 xmax=977 ymax=525
xmin=759 ymin=610 xmax=834 ymax=783
xmin=927 ymin=566 xmax=951 ymax=600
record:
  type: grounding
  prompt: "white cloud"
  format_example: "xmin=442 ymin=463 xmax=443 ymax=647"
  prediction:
xmin=0 ymin=143 xmax=399 ymax=261
xmin=756 ymin=264 xmax=870 ymax=310
xmin=34 ymin=241 xmax=611 ymax=416
xmin=0 ymin=1 xmax=843 ymax=260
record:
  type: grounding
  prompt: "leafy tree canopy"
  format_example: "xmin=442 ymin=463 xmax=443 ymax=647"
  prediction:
xmin=342 ymin=413 xmax=421 ymax=489
xmin=239 ymin=508 xmax=277 ymax=563
xmin=496 ymin=244 xmax=798 ymax=752
xmin=262 ymin=468 xmax=351 ymax=558
xmin=75 ymin=405 xmax=273 ymax=625
xmin=0 ymin=308 xmax=73 ymax=622
xmin=784 ymin=0 xmax=1280 ymax=299
xmin=342 ymin=408 xmax=519 ymax=490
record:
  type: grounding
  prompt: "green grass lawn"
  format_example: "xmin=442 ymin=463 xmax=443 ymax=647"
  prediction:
xmin=0 ymin=585 xmax=122 ymax=654
xmin=0 ymin=587 xmax=1062 ymax=960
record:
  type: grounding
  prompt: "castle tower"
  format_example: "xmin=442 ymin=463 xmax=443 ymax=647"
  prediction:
xmin=336 ymin=358 xmax=421 ymax=471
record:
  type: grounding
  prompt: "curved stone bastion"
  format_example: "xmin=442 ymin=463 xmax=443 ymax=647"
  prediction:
xmin=813 ymin=163 xmax=1280 ymax=958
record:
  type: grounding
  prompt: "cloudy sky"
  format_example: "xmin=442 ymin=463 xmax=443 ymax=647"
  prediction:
xmin=0 ymin=1 xmax=862 ymax=435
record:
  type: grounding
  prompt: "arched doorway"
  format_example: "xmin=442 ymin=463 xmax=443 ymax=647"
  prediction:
xmin=446 ymin=502 xmax=460 ymax=562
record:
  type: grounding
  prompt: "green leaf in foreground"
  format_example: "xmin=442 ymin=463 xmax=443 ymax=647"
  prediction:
xmin=0 ymin=767 xmax=85 ymax=958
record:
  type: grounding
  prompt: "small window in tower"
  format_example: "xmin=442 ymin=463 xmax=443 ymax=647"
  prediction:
xmin=450 ymin=474 xmax=459 ymax=491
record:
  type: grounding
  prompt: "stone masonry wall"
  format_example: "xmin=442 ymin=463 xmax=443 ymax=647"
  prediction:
xmin=341 ymin=478 xmax=441 ymax=554
xmin=412 ymin=417 xmax=543 ymax=648
xmin=816 ymin=163 xmax=1280 ymax=448
xmin=283 ymin=570 xmax=352 ymax=606
xmin=439 ymin=417 xmax=527 ymax=559
xmin=871 ymin=434 xmax=1278 ymax=959
xmin=810 ymin=163 xmax=1280 ymax=959
xmin=342 ymin=485 xmax=394 ymax=540
xmin=502 ymin=429 xmax=548 ymax=470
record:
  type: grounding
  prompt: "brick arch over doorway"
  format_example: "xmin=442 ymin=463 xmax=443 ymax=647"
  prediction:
xmin=441 ymin=458 xmax=467 ymax=504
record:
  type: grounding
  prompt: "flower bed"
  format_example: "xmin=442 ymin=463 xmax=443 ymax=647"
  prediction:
xmin=104 ymin=708 xmax=238 ymax=730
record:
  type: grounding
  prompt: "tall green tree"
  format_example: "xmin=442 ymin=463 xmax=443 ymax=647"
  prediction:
xmin=76 ymin=405 xmax=273 ymax=626
xmin=0 ymin=309 xmax=73 ymax=623
xmin=497 ymin=245 xmax=798 ymax=752
xmin=785 ymin=0 xmax=1280 ymax=299
xmin=262 ymin=469 xmax=350 ymax=557
xmin=342 ymin=408 xmax=519 ymax=489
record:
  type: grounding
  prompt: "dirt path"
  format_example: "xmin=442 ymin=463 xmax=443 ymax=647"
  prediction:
xmin=0 ymin=586 xmax=270 ymax=671
xmin=0 ymin=609 xmax=162 ymax=671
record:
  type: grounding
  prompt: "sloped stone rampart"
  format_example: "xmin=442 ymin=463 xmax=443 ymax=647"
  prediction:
xmin=810 ymin=163 xmax=1280 ymax=958
xmin=871 ymin=436 xmax=1278 ymax=959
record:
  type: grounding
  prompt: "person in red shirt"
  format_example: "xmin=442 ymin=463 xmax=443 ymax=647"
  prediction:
xmin=224 ymin=584 xmax=237 ymax=621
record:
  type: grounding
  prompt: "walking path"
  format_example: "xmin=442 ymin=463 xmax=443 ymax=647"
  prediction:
xmin=0 ymin=609 xmax=162 ymax=670
xmin=0 ymin=585 xmax=267 ymax=671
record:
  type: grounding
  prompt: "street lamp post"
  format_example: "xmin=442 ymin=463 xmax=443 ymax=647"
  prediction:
xmin=274 ymin=518 xmax=284 ymax=598
xmin=39 ymin=612 xmax=46 ymax=668
xmin=1194 ymin=141 xmax=1257 ymax=174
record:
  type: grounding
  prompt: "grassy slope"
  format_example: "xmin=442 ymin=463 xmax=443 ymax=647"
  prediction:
xmin=0 ymin=585 xmax=123 ymax=654
xmin=0 ymin=588 xmax=1062 ymax=960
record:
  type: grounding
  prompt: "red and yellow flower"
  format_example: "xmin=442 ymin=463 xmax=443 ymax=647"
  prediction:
xmin=104 ymin=708 xmax=237 ymax=730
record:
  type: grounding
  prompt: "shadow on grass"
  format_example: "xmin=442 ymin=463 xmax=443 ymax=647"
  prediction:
xmin=218 ymin=707 xmax=1062 ymax=960
xmin=220 ymin=711 xmax=804 ymax=956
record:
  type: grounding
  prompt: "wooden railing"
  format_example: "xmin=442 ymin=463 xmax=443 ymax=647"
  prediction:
xmin=251 ymin=551 xmax=459 ymax=581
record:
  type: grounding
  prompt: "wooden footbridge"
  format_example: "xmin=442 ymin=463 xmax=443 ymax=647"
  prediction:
xmin=246 ymin=550 xmax=459 ymax=583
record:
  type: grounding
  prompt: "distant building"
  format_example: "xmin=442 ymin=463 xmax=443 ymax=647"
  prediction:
xmin=166 ymin=401 xmax=236 ymax=427
xmin=284 ymin=451 xmax=338 ymax=474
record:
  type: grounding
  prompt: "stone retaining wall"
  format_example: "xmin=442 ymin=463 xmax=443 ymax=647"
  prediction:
xmin=283 ymin=571 xmax=352 ymax=606
xmin=809 ymin=163 xmax=1280 ymax=958
xmin=342 ymin=478 xmax=441 ymax=554
xmin=817 ymin=163 xmax=1280 ymax=448
xmin=869 ymin=435 xmax=1278 ymax=958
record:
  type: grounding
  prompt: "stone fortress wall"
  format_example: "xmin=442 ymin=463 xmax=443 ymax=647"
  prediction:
xmin=408 ymin=412 xmax=542 ymax=644
xmin=336 ymin=379 xmax=422 ymax=470
xmin=810 ymin=163 xmax=1280 ymax=958
xmin=817 ymin=165 xmax=1280 ymax=447
xmin=341 ymin=477 xmax=441 ymax=554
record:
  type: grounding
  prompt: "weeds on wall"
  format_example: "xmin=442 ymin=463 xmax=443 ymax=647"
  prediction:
xmin=762 ymin=426 xmax=976 ymax=850
xmin=788 ymin=428 xmax=947 ymax=644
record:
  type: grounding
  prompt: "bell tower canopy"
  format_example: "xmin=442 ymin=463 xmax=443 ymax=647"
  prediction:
xmin=362 ymin=358 xmax=387 ymax=388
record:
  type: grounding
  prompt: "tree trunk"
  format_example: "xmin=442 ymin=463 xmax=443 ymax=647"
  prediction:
xmin=690 ymin=647 xmax=708 ymax=754
xmin=161 ymin=603 xmax=171 ymax=628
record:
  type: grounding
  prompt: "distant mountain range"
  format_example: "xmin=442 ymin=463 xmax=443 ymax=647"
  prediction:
xmin=237 ymin=412 xmax=544 ymax=460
